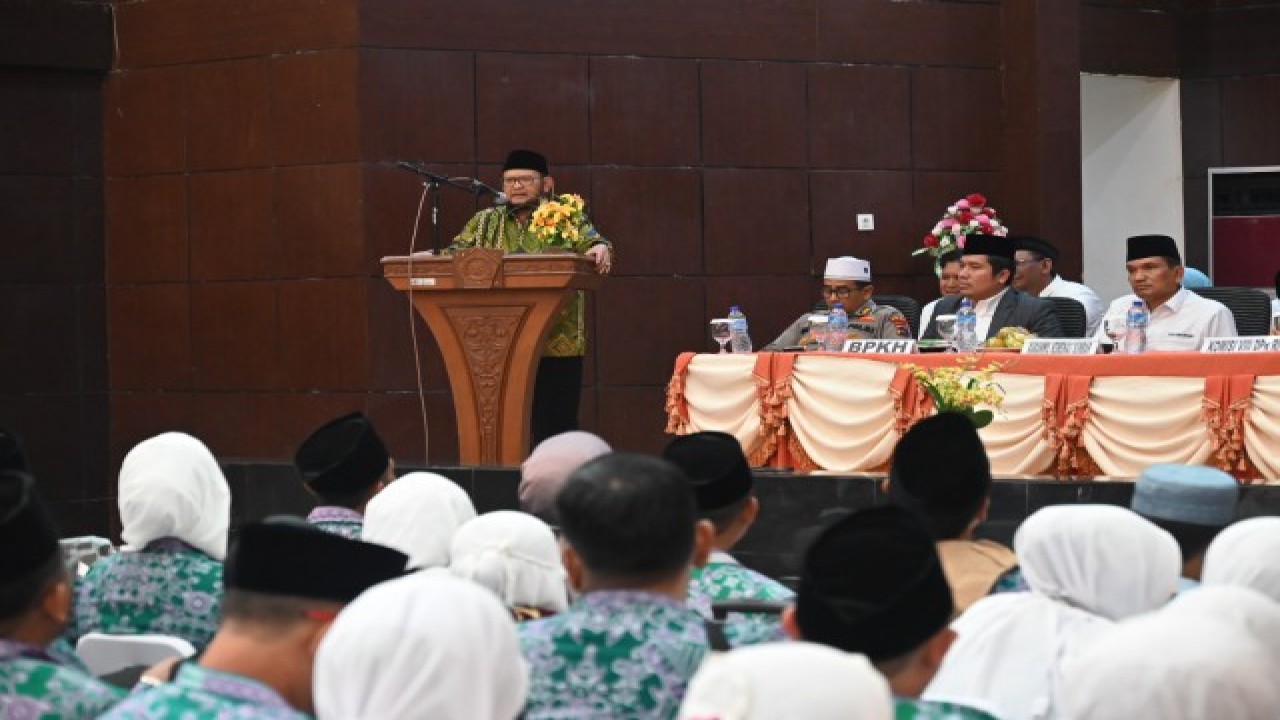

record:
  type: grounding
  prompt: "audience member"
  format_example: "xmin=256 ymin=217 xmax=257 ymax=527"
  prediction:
xmin=1273 ymin=269 xmax=1280 ymax=332
xmin=1130 ymin=463 xmax=1238 ymax=590
xmin=923 ymin=505 xmax=1180 ymax=720
xmin=785 ymin=505 xmax=996 ymax=720
xmin=518 ymin=431 xmax=611 ymax=524
xmin=361 ymin=472 xmax=476 ymax=570
xmin=921 ymin=234 xmax=1062 ymax=341
xmin=519 ymin=453 xmax=714 ymax=719
xmin=764 ymin=256 xmax=910 ymax=350
xmin=295 ymin=412 xmax=395 ymax=539
xmin=1164 ymin=585 xmax=1280 ymax=664
xmin=1201 ymin=516 xmax=1280 ymax=601
xmin=1010 ymin=236 xmax=1105 ymax=336
xmin=314 ymin=572 xmax=527 ymax=719
xmin=1094 ymin=235 xmax=1236 ymax=350
xmin=1060 ymin=613 xmax=1277 ymax=720
xmin=0 ymin=471 xmax=123 ymax=716
xmin=663 ymin=431 xmax=794 ymax=646
xmin=449 ymin=511 xmax=569 ymax=620
xmin=68 ymin=432 xmax=229 ymax=651
xmin=677 ymin=641 xmax=893 ymax=720
xmin=102 ymin=518 xmax=406 ymax=718
xmin=886 ymin=413 xmax=1017 ymax=611
xmin=918 ymin=251 xmax=963 ymax=339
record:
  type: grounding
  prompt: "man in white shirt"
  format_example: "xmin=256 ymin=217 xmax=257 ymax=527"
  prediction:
xmin=917 ymin=251 xmax=962 ymax=340
xmin=1010 ymin=236 xmax=1104 ymax=337
xmin=1095 ymin=235 xmax=1237 ymax=351
xmin=920 ymin=234 xmax=1062 ymax=341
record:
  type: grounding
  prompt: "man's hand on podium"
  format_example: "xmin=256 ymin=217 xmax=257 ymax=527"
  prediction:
xmin=586 ymin=244 xmax=612 ymax=275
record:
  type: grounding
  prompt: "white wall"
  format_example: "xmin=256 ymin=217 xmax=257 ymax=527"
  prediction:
xmin=1080 ymin=74 xmax=1185 ymax=304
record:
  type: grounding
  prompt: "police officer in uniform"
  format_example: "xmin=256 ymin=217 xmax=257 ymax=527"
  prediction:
xmin=765 ymin=257 xmax=911 ymax=351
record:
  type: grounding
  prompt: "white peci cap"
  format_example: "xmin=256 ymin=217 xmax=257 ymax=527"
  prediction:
xmin=824 ymin=256 xmax=871 ymax=282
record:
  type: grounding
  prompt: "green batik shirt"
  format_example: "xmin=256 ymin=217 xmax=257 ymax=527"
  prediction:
xmin=896 ymin=697 xmax=1000 ymax=720
xmin=99 ymin=663 xmax=311 ymax=719
xmin=67 ymin=538 xmax=223 ymax=652
xmin=519 ymin=590 xmax=709 ymax=719
xmin=687 ymin=551 xmax=794 ymax=647
xmin=0 ymin=639 xmax=124 ymax=719
xmin=451 ymin=202 xmax=609 ymax=357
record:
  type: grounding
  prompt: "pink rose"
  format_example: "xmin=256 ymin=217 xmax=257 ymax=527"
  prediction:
xmin=941 ymin=218 xmax=957 ymax=228
xmin=955 ymin=199 xmax=971 ymax=210
xmin=957 ymin=235 xmax=967 ymax=249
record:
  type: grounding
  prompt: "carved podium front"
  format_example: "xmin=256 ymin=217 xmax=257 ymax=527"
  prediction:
xmin=382 ymin=249 xmax=602 ymax=465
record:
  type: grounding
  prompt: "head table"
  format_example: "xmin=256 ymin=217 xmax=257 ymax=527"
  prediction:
xmin=665 ymin=351 xmax=1280 ymax=482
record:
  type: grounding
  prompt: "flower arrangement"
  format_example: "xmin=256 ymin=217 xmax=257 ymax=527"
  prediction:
xmin=905 ymin=358 xmax=1006 ymax=429
xmin=530 ymin=193 xmax=587 ymax=249
xmin=913 ymin=193 xmax=1007 ymax=261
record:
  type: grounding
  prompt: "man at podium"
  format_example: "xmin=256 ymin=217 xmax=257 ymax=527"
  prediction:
xmin=450 ymin=149 xmax=613 ymax=445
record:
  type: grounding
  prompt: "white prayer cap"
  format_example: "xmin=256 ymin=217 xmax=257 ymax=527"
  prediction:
xmin=315 ymin=572 xmax=528 ymax=720
xmin=1060 ymin=613 xmax=1278 ymax=720
xmin=362 ymin=472 xmax=477 ymax=570
xmin=678 ymin=642 xmax=892 ymax=720
xmin=1202 ymin=516 xmax=1280 ymax=601
xmin=823 ymin=256 xmax=871 ymax=282
xmin=118 ymin=432 xmax=231 ymax=561
xmin=449 ymin=510 xmax=569 ymax=613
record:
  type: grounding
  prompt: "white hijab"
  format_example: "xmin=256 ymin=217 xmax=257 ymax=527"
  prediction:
xmin=1165 ymin=584 xmax=1280 ymax=664
xmin=923 ymin=505 xmax=1181 ymax=720
xmin=314 ymin=572 xmax=528 ymax=720
xmin=449 ymin=511 xmax=569 ymax=613
xmin=361 ymin=472 xmax=477 ymax=569
xmin=1202 ymin=516 xmax=1280 ymax=602
xmin=118 ymin=432 xmax=231 ymax=560
xmin=677 ymin=642 xmax=893 ymax=720
xmin=1060 ymin=613 xmax=1279 ymax=720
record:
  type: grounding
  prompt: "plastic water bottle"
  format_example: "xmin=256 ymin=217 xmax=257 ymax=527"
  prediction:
xmin=728 ymin=305 xmax=752 ymax=353
xmin=955 ymin=298 xmax=979 ymax=352
xmin=825 ymin=303 xmax=848 ymax=351
xmin=1124 ymin=300 xmax=1148 ymax=354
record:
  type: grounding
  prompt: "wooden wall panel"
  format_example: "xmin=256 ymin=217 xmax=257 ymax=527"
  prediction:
xmin=701 ymin=61 xmax=807 ymax=168
xmin=808 ymin=65 xmax=911 ymax=170
xmin=359 ymin=50 xmax=477 ymax=163
xmin=474 ymin=53 xmax=590 ymax=166
xmin=189 ymin=170 xmax=277 ymax=281
xmin=594 ymin=277 xmax=705 ymax=386
xmin=589 ymin=57 xmax=700 ymax=167
xmin=588 ymin=168 xmax=703 ymax=277
xmin=816 ymin=0 xmax=1000 ymax=68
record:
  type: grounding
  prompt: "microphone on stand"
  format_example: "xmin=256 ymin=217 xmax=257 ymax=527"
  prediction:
xmin=449 ymin=176 xmax=508 ymax=205
xmin=396 ymin=161 xmax=451 ymax=184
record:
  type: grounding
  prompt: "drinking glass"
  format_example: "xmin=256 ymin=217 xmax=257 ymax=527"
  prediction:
xmin=935 ymin=314 xmax=958 ymax=352
xmin=1273 ymin=314 xmax=1280 ymax=336
xmin=710 ymin=319 xmax=732 ymax=353
xmin=1103 ymin=317 xmax=1125 ymax=352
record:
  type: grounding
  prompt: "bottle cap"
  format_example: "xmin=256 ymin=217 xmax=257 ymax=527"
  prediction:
xmin=833 ymin=303 xmax=843 ymax=310
xmin=731 ymin=305 xmax=741 ymax=312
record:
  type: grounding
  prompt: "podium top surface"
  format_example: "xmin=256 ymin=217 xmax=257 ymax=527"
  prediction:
xmin=381 ymin=250 xmax=602 ymax=292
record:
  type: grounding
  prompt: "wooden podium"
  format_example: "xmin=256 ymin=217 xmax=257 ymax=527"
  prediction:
xmin=382 ymin=249 xmax=602 ymax=465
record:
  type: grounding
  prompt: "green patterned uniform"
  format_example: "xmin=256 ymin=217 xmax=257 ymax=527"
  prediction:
xmin=451 ymin=202 xmax=609 ymax=357
xmin=305 ymin=506 xmax=363 ymax=539
xmin=67 ymin=538 xmax=223 ymax=652
xmin=519 ymin=590 xmax=709 ymax=719
xmin=896 ymin=697 xmax=1000 ymax=719
xmin=100 ymin=663 xmax=310 ymax=719
xmin=687 ymin=551 xmax=794 ymax=647
xmin=0 ymin=639 xmax=123 ymax=719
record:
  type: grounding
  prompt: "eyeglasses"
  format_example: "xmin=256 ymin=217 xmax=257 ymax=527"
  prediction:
xmin=822 ymin=286 xmax=854 ymax=298
xmin=502 ymin=175 xmax=542 ymax=187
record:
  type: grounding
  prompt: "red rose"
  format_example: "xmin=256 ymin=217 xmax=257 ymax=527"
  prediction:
xmin=923 ymin=234 xmax=939 ymax=248
xmin=966 ymin=193 xmax=987 ymax=206
xmin=955 ymin=211 xmax=973 ymax=223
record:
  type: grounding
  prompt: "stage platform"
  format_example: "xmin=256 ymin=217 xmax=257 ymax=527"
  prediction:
xmin=222 ymin=462 xmax=1280 ymax=584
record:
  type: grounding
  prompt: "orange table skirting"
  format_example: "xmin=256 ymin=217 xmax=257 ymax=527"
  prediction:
xmin=665 ymin=351 xmax=1280 ymax=482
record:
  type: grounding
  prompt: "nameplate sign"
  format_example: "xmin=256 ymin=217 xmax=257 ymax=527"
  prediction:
xmin=841 ymin=339 xmax=917 ymax=354
xmin=1200 ymin=336 xmax=1280 ymax=353
xmin=1022 ymin=339 xmax=1100 ymax=355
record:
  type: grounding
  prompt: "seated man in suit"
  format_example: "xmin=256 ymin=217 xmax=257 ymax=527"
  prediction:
xmin=764 ymin=256 xmax=910 ymax=350
xmin=921 ymin=234 xmax=1062 ymax=341
xmin=1093 ymin=235 xmax=1236 ymax=351
xmin=1010 ymin=236 xmax=1105 ymax=336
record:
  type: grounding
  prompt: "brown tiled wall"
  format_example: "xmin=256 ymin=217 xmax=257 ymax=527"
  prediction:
xmin=9 ymin=0 xmax=1275 ymax=537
